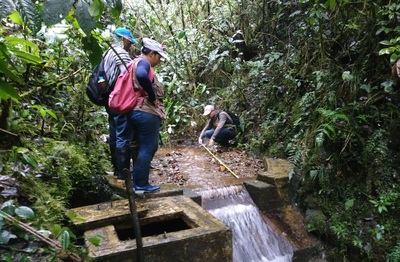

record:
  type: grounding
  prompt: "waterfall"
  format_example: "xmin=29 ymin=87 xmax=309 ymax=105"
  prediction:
xmin=195 ymin=185 xmax=293 ymax=262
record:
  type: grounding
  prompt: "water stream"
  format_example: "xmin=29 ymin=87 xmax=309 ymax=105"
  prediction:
xmin=195 ymin=185 xmax=293 ymax=262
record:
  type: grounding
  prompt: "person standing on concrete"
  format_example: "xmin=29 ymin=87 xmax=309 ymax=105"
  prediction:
xmin=115 ymin=37 xmax=169 ymax=192
xmin=103 ymin=28 xmax=137 ymax=179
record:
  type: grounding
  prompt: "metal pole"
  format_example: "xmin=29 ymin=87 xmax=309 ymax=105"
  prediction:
xmin=123 ymin=168 xmax=144 ymax=261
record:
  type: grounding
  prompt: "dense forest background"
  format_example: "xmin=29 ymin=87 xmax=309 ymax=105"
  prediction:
xmin=1 ymin=0 xmax=400 ymax=261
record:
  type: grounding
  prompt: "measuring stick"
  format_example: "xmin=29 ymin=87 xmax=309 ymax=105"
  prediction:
xmin=201 ymin=144 xmax=239 ymax=178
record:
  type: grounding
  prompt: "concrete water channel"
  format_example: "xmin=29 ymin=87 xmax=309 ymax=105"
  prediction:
xmin=67 ymin=146 xmax=323 ymax=261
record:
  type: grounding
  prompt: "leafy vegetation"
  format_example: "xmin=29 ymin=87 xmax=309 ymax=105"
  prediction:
xmin=0 ymin=200 xmax=87 ymax=261
xmin=1 ymin=0 xmax=400 ymax=260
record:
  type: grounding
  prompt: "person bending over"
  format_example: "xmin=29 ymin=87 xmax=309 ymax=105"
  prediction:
xmin=198 ymin=105 xmax=237 ymax=147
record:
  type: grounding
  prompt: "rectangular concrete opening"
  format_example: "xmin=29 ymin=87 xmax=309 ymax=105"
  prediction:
xmin=78 ymin=196 xmax=232 ymax=261
xmin=115 ymin=213 xmax=196 ymax=241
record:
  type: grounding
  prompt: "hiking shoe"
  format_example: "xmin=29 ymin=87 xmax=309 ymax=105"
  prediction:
xmin=134 ymin=184 xmax=160 ymax=193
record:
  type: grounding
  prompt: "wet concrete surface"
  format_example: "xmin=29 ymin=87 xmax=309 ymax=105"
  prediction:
xmin=147 ymin=145 xmax=264 ymax=189
xmin=107 ymin=144 xmax=324 ymax=260
xmin=79 ymin=195 xmax=232 ymax=262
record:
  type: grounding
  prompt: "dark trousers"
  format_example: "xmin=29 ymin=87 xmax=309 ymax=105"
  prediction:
xmin=205 ymin=128 xmax=236 ymax=145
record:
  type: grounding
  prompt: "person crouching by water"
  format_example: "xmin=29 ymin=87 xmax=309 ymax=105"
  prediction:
xmin=198 ymin=105 xmax=237 ymax=147
xmin=115 ymin=37 xmax=169 ymax=193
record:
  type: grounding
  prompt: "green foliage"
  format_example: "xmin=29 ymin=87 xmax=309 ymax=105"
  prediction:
xmin=362 ymin=129 xmax=389 ymax=167
xmin=3 ymin=138 xmax=112 ymax=226
xmin=87 ymin=234 xmax=104 ymax=247
xmin=1 ymin=0 xmax=400 ymax=260
xmin=0 ymin=203 xmax=35 ymax=261
xmin=369 ymin=193 xmax=400 ymax=214
xmin=15 ymin=0 xmax=42 ymax=35
xmin=330 ymin=222 xmax=349 ymax=241
xmin=0 ymin=34 xmax=43 ymax=101
xmin=52 ymin=224 xmax=76 ymax=250
xmin=314 ymin=108 xmax=349 ymax=147
xmin=305 ymin=209 xmax=326 ymax=233
xmin=387 ymin=241 xmax=400 ymax=262
xmin=0 ymin=201 xmax=87 ymax=261
xmin=377 ymin=3 xmax=400 ymax=63
xmin=0 ymin=0 xmax=15 ymax=19
xmin=0 ymin=201 xmax=34 ymax=245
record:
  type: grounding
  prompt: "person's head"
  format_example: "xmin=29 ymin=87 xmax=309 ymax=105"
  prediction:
xmin=114 ymin=28 xmax=137 ymax=51
xmin=141 ymin=37 xmax=170 ymax=67
xmin=202 ymin=105 xmax=215 ymax=119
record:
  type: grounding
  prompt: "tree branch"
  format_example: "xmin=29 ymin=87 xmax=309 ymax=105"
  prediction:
xmin=0 ymin=211 xmax=82 ymax=262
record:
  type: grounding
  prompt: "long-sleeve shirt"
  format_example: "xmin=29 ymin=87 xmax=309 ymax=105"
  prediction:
xmin=199 ymin=110 xmax=234 ymax=140
xmin=136 ymin=59 xmax=156 ymax=102
xmin=132 ymin=57 xmax=166 ymax=120
xmin=103 ymin=45 xmax=132 ymax=88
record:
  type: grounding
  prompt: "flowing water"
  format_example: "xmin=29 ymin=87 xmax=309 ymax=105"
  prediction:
xmin=195 ymin=185 xmax=293 ymax=262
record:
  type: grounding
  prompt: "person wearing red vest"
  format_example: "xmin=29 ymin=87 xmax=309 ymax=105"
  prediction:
xmin=115 ymin=38 xmax=169 ymax=192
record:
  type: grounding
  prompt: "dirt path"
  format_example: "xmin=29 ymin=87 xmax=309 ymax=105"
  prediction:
xmin=148 ymin=145 xmax=264 ymax=190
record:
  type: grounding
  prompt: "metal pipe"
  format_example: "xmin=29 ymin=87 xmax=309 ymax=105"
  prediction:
xmin=123 ymin=168 xmax=144 ymax=262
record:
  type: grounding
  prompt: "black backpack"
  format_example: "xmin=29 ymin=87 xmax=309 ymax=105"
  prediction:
xmin=86 ymin=55 xmax=111 ymax=106
xmin=224 ymin=111 xmax=241 ymax=126
xmin=86 ymin=47 xmax=125 ymax=106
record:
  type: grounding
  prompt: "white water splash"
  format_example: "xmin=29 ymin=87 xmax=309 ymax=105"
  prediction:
xmin=196 ymin=186 xmax=293 ymax=262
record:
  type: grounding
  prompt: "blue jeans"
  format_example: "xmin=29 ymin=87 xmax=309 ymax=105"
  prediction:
xmin=106 ymin=105 xmax=119 ymax=148
xmin=107 ymin=108 xmax=120 ymax=174
xmin=114 ymin=114 xmax=133 ymax=150
xmin=205 ymin=128 xmax=236 ymax=145
xmin=120 ymin=111 xmax=160 ymax=187
xmin=108 ymin=113 xmax=116 ymax=148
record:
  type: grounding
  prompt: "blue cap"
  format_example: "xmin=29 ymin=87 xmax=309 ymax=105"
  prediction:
xmin=114 ymin=28 xmax=138 ymax=44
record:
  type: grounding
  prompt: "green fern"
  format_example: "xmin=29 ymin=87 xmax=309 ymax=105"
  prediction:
xmin=314 ymin=108 xmax=350 ymax=147
xmin=387 ymin=241 xmax=400 ymax=262
xmin=286 ymin=133 xmax=306 ymax=168
xmin=363 ymin=129 xmax=388 ymax=166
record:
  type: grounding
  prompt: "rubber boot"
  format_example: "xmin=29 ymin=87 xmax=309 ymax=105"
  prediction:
xmin=130 ymin=140 xmax=139 ymax=166
xmin=110 ymin=146 xmax=118 ymax=177
xmin=115 ymin=148 xmax=130 ymax=180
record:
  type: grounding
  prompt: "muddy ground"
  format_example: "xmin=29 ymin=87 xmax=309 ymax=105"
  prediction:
xmin=147 ymin=144 xmax=265 ymax=190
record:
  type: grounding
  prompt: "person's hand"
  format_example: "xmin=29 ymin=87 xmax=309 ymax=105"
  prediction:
xmin=208 ymin=138 xmax=214 ymax=147
xmin=153 ymin=99 xmax=159 ymax=108
xmin=198 ymin=138 xmax=203 ymax=145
